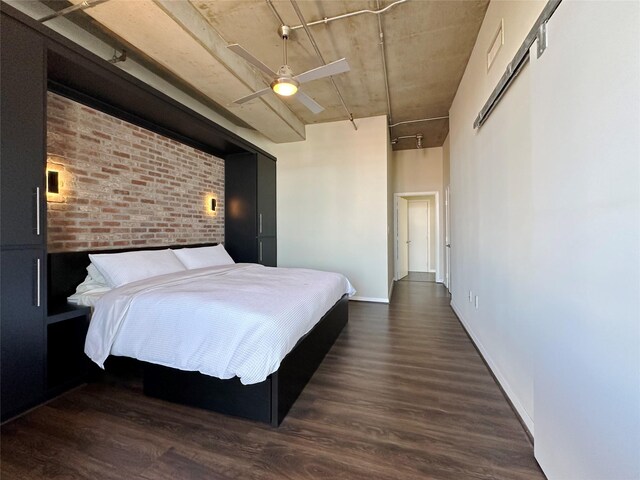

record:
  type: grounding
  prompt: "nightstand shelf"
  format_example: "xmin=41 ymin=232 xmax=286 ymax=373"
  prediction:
xmin=46 ymin=303 xmax=91 ymax=393
xmin=47 ymin=303 xmax=91 ymax=325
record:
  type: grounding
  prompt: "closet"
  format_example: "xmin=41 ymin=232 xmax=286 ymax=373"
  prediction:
xmin=225 ymin=152 xmax=277 ymax=267
xmin=0 ymin=13 xmax=47 ymax=420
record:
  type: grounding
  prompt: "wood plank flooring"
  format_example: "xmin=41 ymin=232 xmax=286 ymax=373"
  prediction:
xmin=1 ymin=281 xmax=544 ymax=479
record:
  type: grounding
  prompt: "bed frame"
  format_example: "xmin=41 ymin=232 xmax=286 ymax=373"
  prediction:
xmin=48 ymin=243 xmax=349 ymax=426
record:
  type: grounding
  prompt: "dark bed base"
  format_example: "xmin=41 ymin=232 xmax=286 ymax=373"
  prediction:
xmin=49 ymin=244 xmax=349 ymax=426
xmin=144 ymin=294 xmax=348 ymax=426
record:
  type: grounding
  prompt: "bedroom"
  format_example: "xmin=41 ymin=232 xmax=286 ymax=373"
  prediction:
xmin=1 ymin=1 xmax=638 ymax=479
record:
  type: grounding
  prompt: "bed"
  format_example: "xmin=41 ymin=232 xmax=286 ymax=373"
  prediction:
xmin=48 ymin=243 xmax=352 ymax=426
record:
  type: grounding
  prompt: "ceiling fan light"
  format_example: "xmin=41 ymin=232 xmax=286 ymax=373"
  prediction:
xmin=271 ymin=77 xmax=299 ymax=96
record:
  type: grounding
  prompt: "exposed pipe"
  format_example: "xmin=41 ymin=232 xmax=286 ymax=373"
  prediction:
xmin=376 ymin=0 xmax=392 ymax=124
xmin=391 ymin=133 xmax=424 ymax=149
xmin=265 ymin=0 xmax=285 ymax=26
xmin=289 ymin=0 xmax=358 ymax=130
xmin=289 ymin=0 xmax=407 ymax=31
xmin=38 ymin=0 xmax=110 ymax=23
xmin=389 ymin=115 xmax=449 ymax=128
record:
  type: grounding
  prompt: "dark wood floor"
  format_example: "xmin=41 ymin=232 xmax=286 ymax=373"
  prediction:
xmin=1 ymin=281 xmax=544 ymax=479
xmin=400 ymin=271 xmax=436 ymax=282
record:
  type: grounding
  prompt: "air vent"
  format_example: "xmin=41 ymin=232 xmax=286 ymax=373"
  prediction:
xmin=487 ymin=19 xmax=504 ymax=72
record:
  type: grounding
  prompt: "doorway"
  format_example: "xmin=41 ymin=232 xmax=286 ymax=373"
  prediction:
xmin=394 ymin=191 xmax=440 ymax=283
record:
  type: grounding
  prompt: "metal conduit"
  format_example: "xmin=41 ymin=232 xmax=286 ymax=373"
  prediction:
xmin=289 ymin=0 xmax=358 ymax=130
xmin=389 ymin=116 xmax=449 ymax=128
xmin=266 ymin=0 xmax=285 ymax=26
xmin=376 ymin=0 xmax=392 ymax=124
xmin=38 ymin=0 xmax=109 ymax=23
xmin=289 ymin=0 xmax=407 ymax=31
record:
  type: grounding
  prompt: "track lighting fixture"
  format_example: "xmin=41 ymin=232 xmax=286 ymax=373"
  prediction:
xmin=390 ymin=134 xmax=424 ymax=149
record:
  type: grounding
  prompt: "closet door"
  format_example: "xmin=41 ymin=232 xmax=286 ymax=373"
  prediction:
xmin=0 ymin=249 xmax=45 ymax=420
xmin=530 ymin=2 xmax=639 ymax=478
xmin=258 ymin=236 xmax=277 ymax=267
xmin=257 ymin=154 xmax=276 ymax=237
xmin=225 ymin=152 xmax=277 ymax=266
xmin=0 ymin=14 xmax=45 ymax=247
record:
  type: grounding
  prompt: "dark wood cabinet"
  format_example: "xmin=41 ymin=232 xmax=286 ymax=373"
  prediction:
xmin=225 ymin=152 xmax=277 ymax=267
xmin=257 ymin=154 xmax=276 ymax=237
xmin=1 ymin=12 xmax=48 ymax=422
xmin=0 ymin=249 xmax=45 ymax=420
xmin=0 ymin=13 xmax=45 ymax=248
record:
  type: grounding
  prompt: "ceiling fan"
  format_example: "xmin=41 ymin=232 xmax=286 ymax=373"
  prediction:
xmin=227 ymin=25 xmax=350 ymax=114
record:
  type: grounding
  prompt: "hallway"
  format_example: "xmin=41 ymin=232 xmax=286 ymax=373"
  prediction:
xmin=1 ymin=281 xmax=544 ymax=479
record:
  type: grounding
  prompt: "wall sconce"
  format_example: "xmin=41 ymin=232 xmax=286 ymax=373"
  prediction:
xmin=210 ymin=198 xmax=217 ymax=212
xmin=46 ymin=157 xmax=66 ymax=203
xmin=47 ymin=170 xmax=60 ymax=194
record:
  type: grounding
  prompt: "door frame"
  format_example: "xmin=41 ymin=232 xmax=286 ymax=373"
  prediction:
xmin=445 ymin=185 xmax=451 ymax=290
xmin=394 ymin=191 xmax=441 ymax=282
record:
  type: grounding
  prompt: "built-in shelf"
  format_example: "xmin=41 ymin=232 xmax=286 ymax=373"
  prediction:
xmin=47 ymin=302 xmax=90 ymax=325
xmin=46 ymin=305 xmax=90 ymax=392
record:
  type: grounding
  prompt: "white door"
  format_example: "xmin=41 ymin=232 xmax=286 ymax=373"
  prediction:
xmin=445 ymin=186 xmax=451 ymax=290
xmin=530 ymin=2 xmax=639 ymax=479
xmin=408 ymin=201 xmax=428 ymax=272
xmin=396 ymin=197 xmax=408 ymax=280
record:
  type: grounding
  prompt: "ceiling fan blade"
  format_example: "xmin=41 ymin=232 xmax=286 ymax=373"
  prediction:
xmin=232 ymin=87 xmax=272 ymax=105
xmin=296 ymin=91 xmax=325 ymax=114
xmin=227 ymin=44 xmax=277 ymax=78
xmin=294 ymin=58 xmax=350 ymax=85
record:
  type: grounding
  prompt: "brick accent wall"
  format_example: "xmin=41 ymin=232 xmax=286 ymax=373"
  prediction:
xmin=46 ymin=92 xmax=224 ymax=252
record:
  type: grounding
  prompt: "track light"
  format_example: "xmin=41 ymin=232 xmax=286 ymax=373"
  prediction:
xmin=390 ymin=134 xmax=424 ymax=149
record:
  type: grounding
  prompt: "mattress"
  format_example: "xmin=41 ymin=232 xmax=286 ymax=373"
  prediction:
xmin=84 ymin=264 xmax=355 ymax=384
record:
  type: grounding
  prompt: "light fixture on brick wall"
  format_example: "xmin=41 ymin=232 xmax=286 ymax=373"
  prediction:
xmin=46 ymin=156 xmax=67 ymax=203
xmin=211 ymin=198 xmax=217 ymax=212
xmin=47 ymin=170 xmax=59 ymax=194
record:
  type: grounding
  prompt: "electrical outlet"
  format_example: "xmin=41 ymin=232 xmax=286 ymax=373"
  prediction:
xmin=475 ymin=296 xmax=479 ymax=309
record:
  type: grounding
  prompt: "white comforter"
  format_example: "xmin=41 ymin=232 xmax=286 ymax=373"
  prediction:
xmin=85 ymin=264 xmax=355 ymax=385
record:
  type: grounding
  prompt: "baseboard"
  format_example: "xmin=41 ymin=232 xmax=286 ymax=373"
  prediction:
xmin=350 ymin=296 xmax=389 ymax=304
xmin=388 ymin=280 xmax=395 ymax=300
xmin=436 ymin=277 xmax=444 ymax=283
xmin=450 ymin=300 xmax=535 ymax=439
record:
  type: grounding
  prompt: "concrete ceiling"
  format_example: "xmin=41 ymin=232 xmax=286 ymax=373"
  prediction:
xmin=34 ymin=0 xmax=489 ymax=150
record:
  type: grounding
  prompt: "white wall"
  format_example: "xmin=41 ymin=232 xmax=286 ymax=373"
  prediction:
xmin=449 ymin=0 xmax=640 ymax=478
xmin=449 ymin=0 xmax=545 ymax=434
xmin=393 ymin=147 xmax=444 ymax=281
xmin=271 ymin=116 xmax=391 ymax=302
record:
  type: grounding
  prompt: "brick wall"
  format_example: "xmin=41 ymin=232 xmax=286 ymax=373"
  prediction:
xmin=46 ymin=92 xmax=224 ymax=252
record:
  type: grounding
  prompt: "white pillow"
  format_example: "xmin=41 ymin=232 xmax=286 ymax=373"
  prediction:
xmin=89 ymin=249 xmax=186 ymax=288
xmin=173 ymin=245 xmax=235 ymax=270
xmin=87 ymin=263 xmax=108 ymax=286
xmin=68 ymin=273 xmax=112 ymax=307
